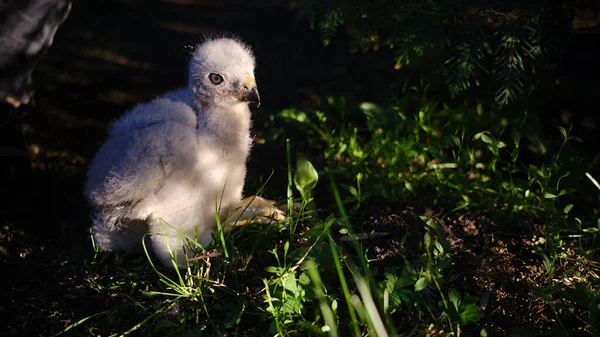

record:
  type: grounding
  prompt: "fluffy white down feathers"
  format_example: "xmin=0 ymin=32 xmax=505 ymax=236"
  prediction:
xmin=84 ymin=37 xmax=259 ymax=268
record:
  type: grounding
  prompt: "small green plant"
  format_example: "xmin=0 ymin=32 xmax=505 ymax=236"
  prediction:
xmin=270 ymin=85 xmax=600 ymax=335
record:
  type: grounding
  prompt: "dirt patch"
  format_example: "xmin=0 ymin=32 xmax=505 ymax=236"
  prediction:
xmin=355 ymin=204 xmax=557 ymax=334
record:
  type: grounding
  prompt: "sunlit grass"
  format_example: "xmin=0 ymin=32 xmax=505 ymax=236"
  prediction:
xmin=57 ymin=88 xmax=600 ymax=336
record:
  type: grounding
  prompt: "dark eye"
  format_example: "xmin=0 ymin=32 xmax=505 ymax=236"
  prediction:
xmin=209 ymin=73 xmax=224 ymax=85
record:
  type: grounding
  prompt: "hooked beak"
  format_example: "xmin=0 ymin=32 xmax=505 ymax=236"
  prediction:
xmin=240 ymin=75 xmax=260 ymax=107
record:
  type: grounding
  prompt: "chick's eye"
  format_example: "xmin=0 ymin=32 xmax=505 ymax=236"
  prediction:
xmin=209 ymin=73 xmax=224 ymax=85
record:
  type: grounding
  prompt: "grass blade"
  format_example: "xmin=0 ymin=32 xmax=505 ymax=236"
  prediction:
xmin=586 ymin=172 xmax=600 ymax=191
xmin=327 ymin=234 xmax=361 ymax=337
xmin=305 ymin=259 xmax=339 ymax=337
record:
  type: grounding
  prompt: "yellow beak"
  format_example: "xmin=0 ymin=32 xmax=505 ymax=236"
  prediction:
xmin=241 ymin=75 xmax=260 ymax=107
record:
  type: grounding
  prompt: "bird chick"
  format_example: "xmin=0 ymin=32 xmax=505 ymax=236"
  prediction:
xmin=85 ymin=37 xmax=271 ymax=268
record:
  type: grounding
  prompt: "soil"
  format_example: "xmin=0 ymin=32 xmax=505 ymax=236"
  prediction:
xmin=356 ymin=205 xmax=555 ymax=335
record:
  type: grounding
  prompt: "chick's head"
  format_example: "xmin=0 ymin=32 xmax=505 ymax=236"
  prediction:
xmin=189 ymin=37 xmax=259 ymax=108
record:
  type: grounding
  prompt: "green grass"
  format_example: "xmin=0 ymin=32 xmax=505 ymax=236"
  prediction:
xmin=55 ymin=84 xmax=600 ymax=336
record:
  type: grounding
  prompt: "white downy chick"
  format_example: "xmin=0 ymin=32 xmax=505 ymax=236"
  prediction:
xmin=84 ymin=37 xmax=260 ymax=268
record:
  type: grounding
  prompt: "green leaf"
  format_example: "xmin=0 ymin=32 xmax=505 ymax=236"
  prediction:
xmin=511 ymin=147 xmax=519 ymax=162
xmin=298 ymin=272 xmax=311 ymax=287
xmin=405 ymin=181 xmax=414 ymax=194
xmin=447 ymin=134 xmax=461 ymax=147
xmin=451 ymin=200 xmax=470 ymax=213
xmin=283 ymin=241 xmax=290 ymax=257
xmin=280 ymin=297 xmax=303 ymax=314
xmin=414 ymin=276 xmax=428 ymax=291
xmin=460 ymin=303 xmax=482 ymax=325
xmin=448 ymin=289 xmax=461 ymax=308
xmin=419 ymin=216 xmax=437 ymax=229
xmin=283 ymin=273 xmax=299 ymax=296
xmin=348 ymin=186 xmax=359 ymax=197
xmin=397 ymin=264 xmax=418 ymax=288
xmin=481 ymin=134 xmax=493 ymax=144
xmin=278 ymin=109 xmax=309 ymax=123
xmin=424 ymin=232 xmax=432 ymax=250
xmin=265 ymin=266 xmax=281 ymax=274
xmin=387 ymin=291 xmax=402 ymax=311
xmin=536 ymin=250 xmax=555 ymax=277
xmin=433 ymin=240 xmax=444 ymax=256
xmin=563 ymin=204 xmax=573 ymax=214
xmin=294 ymin=156 xmax=319 ymax=198
xmin=443 ymin=290 xmax=461 ymax=323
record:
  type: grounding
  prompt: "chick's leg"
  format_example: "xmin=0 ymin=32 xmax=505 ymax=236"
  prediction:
xmin=226 ymin=196 xmax=286 ymax=228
